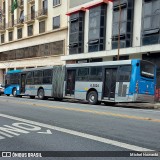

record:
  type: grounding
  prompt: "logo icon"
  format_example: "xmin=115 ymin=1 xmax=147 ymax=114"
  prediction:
xmin=2 ymin=152 xmax=11 ymax=157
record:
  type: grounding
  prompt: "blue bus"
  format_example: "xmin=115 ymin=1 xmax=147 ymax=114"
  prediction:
xmin=4 ymin=59 xmax=156 ymax=105
xmin=4 ymin=70 xmax=22 ymax=97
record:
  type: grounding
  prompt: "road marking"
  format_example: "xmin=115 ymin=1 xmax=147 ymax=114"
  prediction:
xmin=0 ymin=113 xmax=154 ymax=151
xmin=0 ymin=125 xmax=29 ymax=136
xmin=38 ymin=129 xmax=52 ymax=134
xmin=0 ymin=131 xmax=14 ymax=138
xmin=12 ymin=123 xmax=41 ymax=131
xmin=1 ymin=99 xmax=160 ymax=123
xmin=0 ymin=122 xmax=52 ymax=140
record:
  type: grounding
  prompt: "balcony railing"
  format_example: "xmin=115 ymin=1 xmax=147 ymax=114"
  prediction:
xmin=14 ymin=18 xmax=24 ymax=27
xmin=9 ymin=5 xmax=12 ymax=13
xmin=6 ymin=21 xmax=14 ymax=30
xmin=0 ymin=24 xmax=5 ymax=32
xmin=2 ymin=9 xmax=5 ymax=15
xmin=18 ymin=0 xmax=24 ymax=8
xmin=24 ymin=13 xmax=35 ymax=23
xmin=28 ymin=0 xmax=35 ymax=4
xmin=36 ymin=8 xmax=48 ymax=20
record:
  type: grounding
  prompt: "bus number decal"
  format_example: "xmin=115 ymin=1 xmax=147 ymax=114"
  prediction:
xmin=90 ymin=84 xmax=99 ymax=88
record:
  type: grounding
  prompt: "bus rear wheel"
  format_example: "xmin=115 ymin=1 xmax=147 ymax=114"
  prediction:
xmin=12 ymin=88 xmax=17 ymax=97
xmin=30 ymin=96 xmax=35 ymax=99
xmin=87 ymin=91 xmax=100 ymax=105
xmin=38 ymin=89 xmax=45 ymax=100
xmin=54 ymin=98 xmax=62 ymax=101
xmin=104 ymin=102 xmax=115 ymax=106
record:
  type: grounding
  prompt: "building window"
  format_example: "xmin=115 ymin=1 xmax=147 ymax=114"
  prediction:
xmin=142 ymin=0 xmax=160 ymax=45
xmin=113 ymin=55 xmax=129 ymax=61
xmin=1 ymin=34 xmax=4 ymax=43
xmin=31 ymin=5 xmax=35 ymax=19
xmin=53 ymin=0 xmax=60 ymax=6
xmin=0 ymin=40 xmax=64 ymax=61
xmin=88 ymin=4 xmax=107 ymax=52
xmin=43 ymin=0 xmax=48 ymax=9
xmin=28 ymin=25 xmax=33 ymax=36
xmin=19 ymin=10 xmax=24 ymax=23
xmin=39 ymin=21 xmax=45 ymax=33
xmin=11 ymin=14 xmax=14 ymax=26
xmin=9 ymin=31 xmax=13 ymax=41
xmin=69 ymin=11 xmax=85 ymax=54
xmin=53 ymin=16 xmax=60 ymax=29
xmin=17 ymin=28 xmax=22 ymax=39
xmin=112 ymin=0 xmax=134 ymax=49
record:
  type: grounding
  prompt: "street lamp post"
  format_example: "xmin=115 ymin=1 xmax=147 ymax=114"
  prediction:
xmin=117 ymin=0 xmax=121 ymax=60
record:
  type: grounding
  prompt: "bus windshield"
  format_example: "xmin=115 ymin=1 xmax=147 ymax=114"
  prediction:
xmin=140 ymin=61 xmax=155 ymax=79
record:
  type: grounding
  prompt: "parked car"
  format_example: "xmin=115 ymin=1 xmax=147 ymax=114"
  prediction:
xmin=0 ymin=84 xmax=4 ymax=96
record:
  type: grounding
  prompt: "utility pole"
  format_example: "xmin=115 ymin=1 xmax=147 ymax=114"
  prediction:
xmin=117 ymin=0 xmax=121 ymax=60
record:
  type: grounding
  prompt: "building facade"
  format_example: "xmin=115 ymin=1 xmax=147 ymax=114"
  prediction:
xmin=63 ymin=0 xmax=160 ymax=92
xmin=0 ymin=0 xmax=68 ymax=83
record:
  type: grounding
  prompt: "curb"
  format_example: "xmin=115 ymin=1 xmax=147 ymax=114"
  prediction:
xmin=115 ymin=103 xmax=160 ymax=109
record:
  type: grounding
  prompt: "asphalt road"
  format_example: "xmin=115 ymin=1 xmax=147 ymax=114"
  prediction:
xmin=0 ymin=96 xmax=159 ymax=160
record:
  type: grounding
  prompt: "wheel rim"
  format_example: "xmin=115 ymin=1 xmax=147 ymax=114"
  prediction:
xmin=39 ymin=90 xmax=43 ymax=99
xmin=89 ymin=94 xmax=95 ymax=103
xmin=13 ymin=90 xmax=16 ymax=96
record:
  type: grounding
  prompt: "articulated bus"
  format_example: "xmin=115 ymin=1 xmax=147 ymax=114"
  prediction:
xmin=4 ymin=59 xmax=156 ymax=105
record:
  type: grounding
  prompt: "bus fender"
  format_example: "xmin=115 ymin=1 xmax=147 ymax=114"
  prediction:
xmin=86 ymin=88 xmax=98 ymax=100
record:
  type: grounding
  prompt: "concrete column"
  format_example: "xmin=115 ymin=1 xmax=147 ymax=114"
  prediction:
xmin=132 ymin=0 xmax=143 ymax=47
xmin=0 ymin=69 xmax=3 ymax=84
xmin=5 ymin=0 xmax=9 ymax=23
xmin=23 ymin=0 xmax=28 ymax=37
xmin=34 ymin=0 xmax=40 ymax=35
xmin=84 ymin=10 xmax=89 ymax=53
xmin=5 ymin=0 xmax=9 ymax=42
xmin=106 ymin=1 xmax=113 ymax=51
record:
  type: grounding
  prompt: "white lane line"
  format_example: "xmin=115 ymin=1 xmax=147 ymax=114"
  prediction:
xmin=0 ymin=113 xmax=153 ymax=151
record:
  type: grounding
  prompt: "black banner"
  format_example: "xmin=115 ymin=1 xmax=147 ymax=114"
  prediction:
xmin=0 ymin=151 xmax=159 ymax=158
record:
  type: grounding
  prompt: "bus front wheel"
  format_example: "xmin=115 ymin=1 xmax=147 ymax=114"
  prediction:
xmin=30 ymin=96 xmax=35 ymax=99
xmin=87 ymin=91 xmax=100 ymax=105
xmin=38 ymin=89 xmax=45 ymax=100
xmin=12 ymin=88 xmax=17 ymax=97
xmin=54 ymin=98 xmax=62 ymax=101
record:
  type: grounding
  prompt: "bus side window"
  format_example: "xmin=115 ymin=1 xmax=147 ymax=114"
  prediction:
xmin=76 ymin=68 xmax=89 ymax=81
xmin=89 ymin=67 xmax=102 ymax=81
xmin=10 ymin=73 xmax=19 ymax=84
xmin=34 ymin=70 xmax=43 ymax=84
xmin=43 ymin=69 xmax=52 ymax=84
xmin=26 ymin=72 xmax=33 ymax=85
xmin=118 ymin=66 xmax=131 ymax=82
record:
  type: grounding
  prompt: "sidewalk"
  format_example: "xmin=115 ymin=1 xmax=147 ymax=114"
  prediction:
xmin=116 ymin=102 xmax=160 ymax=109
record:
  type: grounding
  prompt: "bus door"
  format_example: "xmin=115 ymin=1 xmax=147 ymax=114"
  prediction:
xmin=103 ymin=68 xmax=117 ymax=100
xmin=20 ymin=74 xmax=26 ymax=94
xmin=66 ymin=69 xmax=76 ymax=97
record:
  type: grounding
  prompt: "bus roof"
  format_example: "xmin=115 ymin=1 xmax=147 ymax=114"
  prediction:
xmin=23 ymin=66 xmax=54 ymax=72
xmin=66 ymin=59 xmax=139 ymax=68
xmin=6 ymin=70 xmax=22 ymax=74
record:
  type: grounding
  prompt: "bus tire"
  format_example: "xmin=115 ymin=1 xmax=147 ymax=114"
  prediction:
xmin=12 ymin=88 xmax=17 ymax=97
xmin=104 ymin=102 xmax=115 ymax=106
xmin=6 ymin=94 xmax=10 ymax=96
xmin=54 ymin=98 xmax=62 ymax=101
xmin=38 ymin=89 xmax=45 ymax=100
xmin=30 ymin=96 xmax=35 ymax=99
xmin=87 ymin=91 xmax=99 ymax=105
